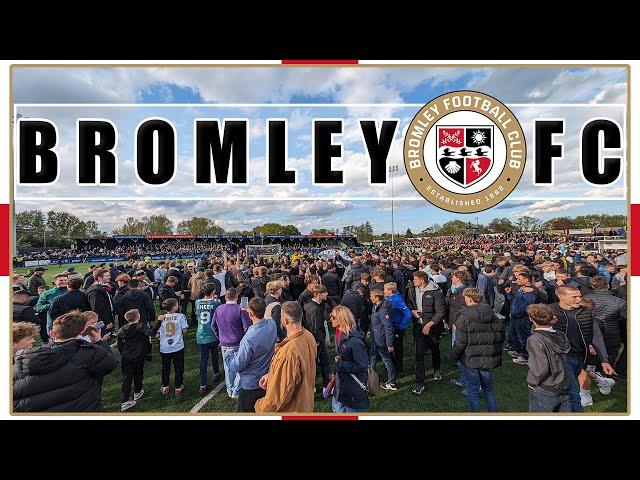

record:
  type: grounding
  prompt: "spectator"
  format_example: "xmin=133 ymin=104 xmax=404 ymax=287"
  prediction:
xmin=12 ymin=274 xmax=29 ymax=294
xmin=406 ymin=270 xmax=445 ymax=394
xmin=506 ymin=272 xmax=539 ymax=365
xmin=13 ymin=290 xmax=38 ymax=325
xmin=322 ymin=265 xmax=342 ymax=304
xmin=451 ymin=288 xmax=504 ymax=412
xmin=525 ymin=304 xmax=571 ymax=412
xmin=212 ymin=287 xmax=251 ymax=399
xmin=157 ymin=298 xmax=189 ymax=396
xmin=549 ymin=285 xmax=614 ymax=412
xmin=297 ymin=275 xmax=319 ymax=308
xmin=231 ymin=297 xmax=278 ymax=412
xmin=369 ymin=290 xmax=397 ymax=390
xmin=384 ymin=282 xmax=411 ymax=379
xmin=329 ymin=306 xmax=369 ymax=413
xmin=49 ymin=277 xmax=91 ymax=327
xmin=117 ymin=309 xmax=160 ymax=411
xmin=36 ymin=273 xmax=69 ymax=334
xmin=28 ymin=267 xmax=46 ymax=296
xmin=12 ymin=322 xmax=40 ymax=357
xmin=85 ymin=268 xmax=115 ymax=338
xmin=254 ymin=301 xmax=317 ymax=413
xmin=194 ymin=283 xmax=222 ymax=395
xmin=303 ymin=284 xmax=332 ymax=395
xmin=13 ymin=311 xmax=118 ymax=412
xmin=158 ymin=276 xmax=182 ymax=304
xmin=264 ymin=281 xmax=285 ymax=341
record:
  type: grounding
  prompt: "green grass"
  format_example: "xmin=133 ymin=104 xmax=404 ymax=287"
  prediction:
xmin=14 ymin=262 xmax=628 ymax=414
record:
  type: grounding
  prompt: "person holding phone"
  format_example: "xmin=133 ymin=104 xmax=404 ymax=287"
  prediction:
xmin=13 ymin=311 xmax=118 ymax=412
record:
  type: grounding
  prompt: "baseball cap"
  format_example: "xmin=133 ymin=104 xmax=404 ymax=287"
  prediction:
xmin=66 ymin=266 xmax=75 ymax=272
xmin=53 ymin=272 xmax=68 ymax=280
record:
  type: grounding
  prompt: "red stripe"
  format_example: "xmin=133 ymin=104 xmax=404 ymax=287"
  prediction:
xmin=0 ymin=204 xmax=9 ymax=276
xmin=282 ymin=415 xmax=358 ymax=421
xmin=631 ymin=204 xmax=639 ymax=275
xmin=282 ymin=60 xmax=358 ymax=65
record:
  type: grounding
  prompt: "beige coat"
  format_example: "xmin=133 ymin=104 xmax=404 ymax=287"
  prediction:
xmin=254 ymin=328 xmax=317 ymax=413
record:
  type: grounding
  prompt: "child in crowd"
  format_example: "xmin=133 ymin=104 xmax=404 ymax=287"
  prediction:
xmin=117 ymin=308 xmax=160 ymax=411
xmin=157 ymin=298 xmax=189 ymax=396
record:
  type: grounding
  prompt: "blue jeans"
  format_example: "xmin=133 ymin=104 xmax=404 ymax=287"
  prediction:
xmin=332 ymin=396 xmax=361 ymax=413
xmin=508 ymin=317 xmax=518 ymax=350
xmin=564 ymin=355 xmax=585 ymax=412
xmin=221 ymin=345 xmax=241 ymax=397
xmin=199 ymin=341 xmax=220 ymax=387
xmin=515 ymin=317 xmax=532 ymax=359
xmin=528 ymin=386 xmax=571 ymax=412
xmin=460 ymin=364 xmax=497 ymax=412
xmin=369 ymin=330 xmax=396 ymax=384
xmin=317 ymin=342 xmax=330 ymax=387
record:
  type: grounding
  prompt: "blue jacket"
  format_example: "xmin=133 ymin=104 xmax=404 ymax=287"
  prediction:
xmin=334 ymin=330 xmax=370 ymax=411
xmin=230 ymin=318 xmax=277 ymax=390
xmin=476 ymin=273 xmax=496 ymax=308
xmin=385 ymin=292 xmax=411 ymax=331
xmin=509 ymin=286 xmax=538 ymax=321
xmin=370 ymin=300 xmax=394 ymax=348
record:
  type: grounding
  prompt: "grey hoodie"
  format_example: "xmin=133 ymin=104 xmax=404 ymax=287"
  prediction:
xmin=526 ymin=328 xmax=571 ymax=394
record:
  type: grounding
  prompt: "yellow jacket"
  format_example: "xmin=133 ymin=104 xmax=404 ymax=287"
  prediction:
xmin=254 ymin=328 xmax=317 ymax=413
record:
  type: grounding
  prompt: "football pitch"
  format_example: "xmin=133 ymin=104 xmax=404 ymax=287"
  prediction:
xmin=13 ymin=262 xmax=628 ymax=414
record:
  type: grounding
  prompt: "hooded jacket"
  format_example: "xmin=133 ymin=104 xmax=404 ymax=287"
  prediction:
xmin=385 ymin=291 xmax=412 ymax=332
xmin=117 ymin=321 xmax=159 ymax=363
xmin=13 ymin=339 xmax=118 ymax=412
xmin=370 ymin=300 xmax=394 ymax=349
xmin=526 ymin=328 xmax=571 ymax=394
xmin=406 ymin=280 xmax=445 ymax=340
xmin=114 ymin=288 xmax=157 ymax=325
xmin=451 ymin=303 xmax=505 ymax=369
xmin=334 ymin=330 xmax=370 ymax=411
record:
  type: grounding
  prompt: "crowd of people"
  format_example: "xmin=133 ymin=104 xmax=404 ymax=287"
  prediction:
xmin=11 ymin=233 xmax=628 ymax=414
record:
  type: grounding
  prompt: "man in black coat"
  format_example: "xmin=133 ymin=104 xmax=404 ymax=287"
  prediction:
xmin=302 ymin=285 xmax=332 ymax=391
xmin=13 ymin=290 xmax=38 ymax=324
xmin=115 ymin=279 xmax=157 ymax=325
xmin=406 ymin=271 xmax=446 ymax=394
xmin=451 ymin=287 xmax=504 ymax=412
xmin=85 ymin=268 xmax=115 ymax=337
xmin=340 ymin=285 xmax=366 ymax=332
xmin=321 ymin=265 xmax=342 ymax=304
xmin=13 ymin=311 xmax=118 ymax=412
xmin=49 ymin=277 xmax=91 ymax=323
xmin=28 ymin=267 xmax=46 ymax=296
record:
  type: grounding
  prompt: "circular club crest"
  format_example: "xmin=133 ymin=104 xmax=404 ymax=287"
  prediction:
xmin=403 ymin=90 xmax=526 ymax=213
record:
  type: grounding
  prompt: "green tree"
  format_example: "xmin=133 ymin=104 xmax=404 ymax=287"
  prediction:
xmin=112 ymin=217 xmax=145 ymax=235
xmin=487 ymin=217 xmax=516 ymax=233
xmin=177 ymin=217 xmax=225 ymax=235
xmin=404 ymin=228 xmax=414 ymax=238
xmin=255 ymin=223 xmax=301 ymax=235
xmin=16 ymin=210 xmax=46 ymax=232
xmin=543 ymin=216 xmax=574 ymax=230
xmin=516 ymin=216 xmax=542 ymax=232
xmin=309 ymin=228 xmax=335 ymax=235
xmin=141 ymin=215 xmax=174 ymax=234
xmin=46 ymin=211 xmax=82 ymax=236
xmin=438 ymin=220 xmax=470 ymax=236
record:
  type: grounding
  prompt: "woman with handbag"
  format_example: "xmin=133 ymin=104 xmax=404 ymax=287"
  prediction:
xmin=329 ymin=306 xmax=370 ymax=413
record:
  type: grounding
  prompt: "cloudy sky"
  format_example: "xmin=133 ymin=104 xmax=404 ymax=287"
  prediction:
xmin=13 ymin=66 xmax=627 ymax=234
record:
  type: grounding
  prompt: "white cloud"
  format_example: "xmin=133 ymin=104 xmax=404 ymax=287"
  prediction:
xmin=515 ymin=200 xmax=585 ymax=217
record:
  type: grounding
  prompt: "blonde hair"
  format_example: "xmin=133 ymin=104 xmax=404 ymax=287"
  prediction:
xmin=384 ymin=282 xmax=397 ymax=293
xmin=266 ymin=281 xmax=282 ymax=295
xmin=331 ymin=306 xmax=357 ymax=335
xmin=13 ymin=321 xmax=40 ymax=344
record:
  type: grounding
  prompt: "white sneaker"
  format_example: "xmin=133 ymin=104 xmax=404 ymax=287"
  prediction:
xmin=594 ymin=373 xmax=615 ymax=395
xmin=580 ymin=389 xmax=593 ymax=407
xmin=121 ymin=400 xmax=136 ymax=412
xmin=512 ymin=356 xmax=528 ymax=365
xmin=133 ymin=389 xmax=144 ymax=401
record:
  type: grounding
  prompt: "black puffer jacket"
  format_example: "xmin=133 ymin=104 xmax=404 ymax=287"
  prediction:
xmin=451 ymin=303 xmax=505 ymax=369
xmin=13 ymin=302 xmax=38 ymax=324
xmin=406 ymin=280 xmax=446 ymax=340
xmin=322 ymin=272 xmax=342 ymax=298
xmin=251 ymin=275 xmax=271 ymax=299
xmin=585 ymin=290 xmax=627 ymax=348
xmin=85 ymin=284 xmax=114 ymax=326
xmin=117 ymin=321 xmax=160 ymax=363
xmin=334 ymin=330 xmax=370 ymax=410
xmin=13 ymin=339 xmax=118 ymax=412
